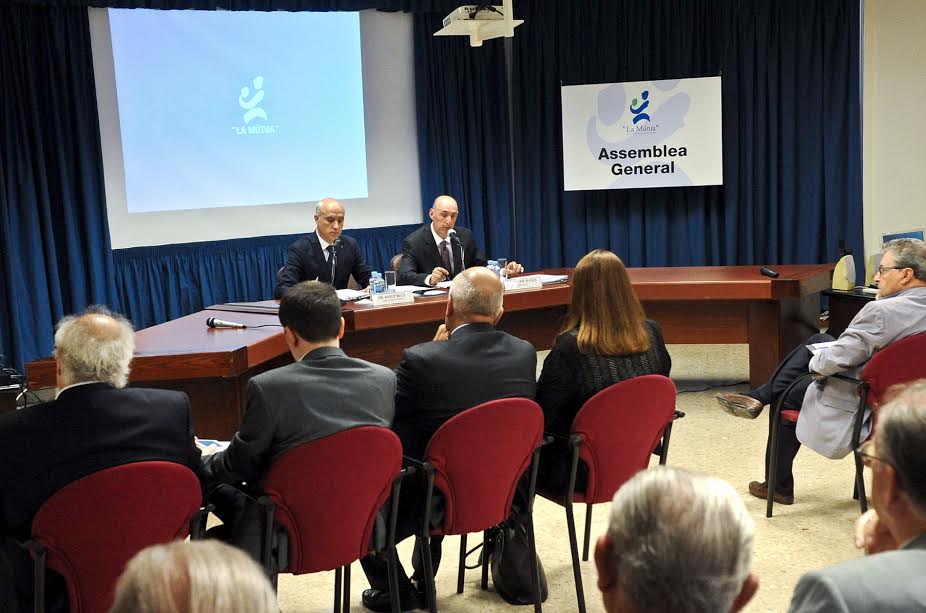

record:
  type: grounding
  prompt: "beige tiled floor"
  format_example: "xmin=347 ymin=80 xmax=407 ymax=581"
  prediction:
xmin=271 ymin=344 xmax=867 ymax=612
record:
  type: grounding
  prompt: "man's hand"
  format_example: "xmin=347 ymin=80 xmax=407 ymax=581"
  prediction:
xmin=505 ymin=261 xmax=525 ymax=275
xmin=855 ymin=509 xmax=898 ymax=555
xmin=427 ymin=267 xmax=450 ymax=286
xmin=433 ymin=324 xmax=450 ymax=341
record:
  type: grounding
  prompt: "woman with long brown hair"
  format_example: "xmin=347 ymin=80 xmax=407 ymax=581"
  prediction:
xmin=536 ymin=249 xmax=671 ymax=490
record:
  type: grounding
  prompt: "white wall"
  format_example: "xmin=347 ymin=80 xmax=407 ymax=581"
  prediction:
xmin=863 ymin=0 xmax=926 ymax=257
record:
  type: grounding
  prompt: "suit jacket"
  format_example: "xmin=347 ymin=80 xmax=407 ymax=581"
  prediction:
xmin=796 ymin=286 xmax=926 ymax=458
xmin=274 ymin=232 xmax=371 ymax=298
xmin=0 ymin=383 xmax=203 ymax=538
xmin=397 ymin=224 xmax=487 ymax=286
xmin=203 ymin=347 xmax=396 ymax=489
xmin=393 ymin=323 xmax=537 ymax=459
xmin=788 ymin=533 xmax=926 ymax=612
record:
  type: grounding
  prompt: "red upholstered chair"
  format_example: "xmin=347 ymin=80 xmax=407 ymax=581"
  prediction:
xmin=413 ymin=398 xmax=545 ymax=613
xmin=767 ymin=331 xmax=926 ymax=517
xmin=257 ymin=426 xmax=406 ymax=613
xmin=20 ymin=461 xmax=205 ymax=613
xmin=536 ymin=375 xmax=679 ymax=613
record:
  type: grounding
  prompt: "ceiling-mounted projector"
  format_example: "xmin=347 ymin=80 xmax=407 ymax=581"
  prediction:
xmin=435 ymin=1 xmax=523 ymax=47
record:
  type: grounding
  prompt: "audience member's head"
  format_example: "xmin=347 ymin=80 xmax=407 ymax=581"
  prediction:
xmin=876 ymin=238 xmax=926 ymax=298
xmin=54 ymin=306 xmax=135 ymax=389
xmin=428 ymin=195 xmax=459 ymax=240
xmin=867 ymin=379 xmax=926 ymax=541
xmin=278 ymin=281 xmax=344 ymax=357
xmin=445 ymin=266 xmax=504 ymax=330
xmin=564 ymin=249 xmax=649 ymax=355
xmin=595 ymin=466 xmax=758 ymax=613
xmin=314 ymin=198 xmax=346 ymax=244
xmin=109 ymin=540 xmax=277 ymax=613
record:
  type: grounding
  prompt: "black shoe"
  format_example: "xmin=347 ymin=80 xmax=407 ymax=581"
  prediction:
xmin=362 ymin=588 xmax=423 ymax=612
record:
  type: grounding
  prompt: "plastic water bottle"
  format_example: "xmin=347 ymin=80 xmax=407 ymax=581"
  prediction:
xmin=487 ymin=260 xmax=501 ymax=278
xmin=370 ymin=271 xmax=386 ymax=294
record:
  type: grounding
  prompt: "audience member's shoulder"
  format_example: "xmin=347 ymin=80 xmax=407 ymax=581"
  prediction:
xmin=500 ymin=329 xmax=537 ymax=353
xmin=116 ymin=386 xmax=190 ymax=407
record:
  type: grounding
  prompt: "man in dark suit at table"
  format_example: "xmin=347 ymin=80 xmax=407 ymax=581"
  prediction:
xmin=0 ymin=306 xmax=203 ymax=613
xmin=360 ymin=267 xmax=537 ymax=612
xmin=203 ymin=281 xmax=396 ymax=559
xmin=274 ymin=198 xmax=372 ymax=298
xmin=397 ymin=194 xmax=523 ymax=287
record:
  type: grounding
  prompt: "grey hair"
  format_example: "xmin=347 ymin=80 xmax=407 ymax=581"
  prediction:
xmin=110 ymin=540 xmax=278 ymax=613
xmin=54 ymin=306 xmax=135 ymax=388
xmin=883 ymin=238 xmax=926 ymax=281
xmin=876 ymin=379 xmax=926 ymax=517
xmin=449 ymin=271 xmax=503 ymax=318
xmin=606 ymin=466 xmax=754 ymax=613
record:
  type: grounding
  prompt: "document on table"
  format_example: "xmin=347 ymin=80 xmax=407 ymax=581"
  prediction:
xmin=336 ymin=288 xmax=367 ymax=302
xmin=538 ymin=274 xmax=568 ymax=284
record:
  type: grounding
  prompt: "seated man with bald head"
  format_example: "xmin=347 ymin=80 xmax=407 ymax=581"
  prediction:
xmin=596 ymin=466 xmax=758 ymax=613
xmin=274 ymin=198 xmax=372 ymax=298
xmin=0 ymin=306 xmax=202 ymax=613
xmin=360 ymin=267 xmax=537 ymax=611
xmin=397 ymin=195 xmax=523 ymax=287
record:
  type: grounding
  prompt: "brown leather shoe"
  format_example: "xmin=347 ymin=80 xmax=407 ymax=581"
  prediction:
xmin=748 ymin=480 xmax=794 ymax=505
xmin=715 ymin=392 xmax=764 ymax=419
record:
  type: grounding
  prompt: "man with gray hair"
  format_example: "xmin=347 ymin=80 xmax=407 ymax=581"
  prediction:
xmin=274 ymin=197 xmax=372 ymax=298
xmin=360 ymin=267 xmax=537 ymax=611
xmin=595 ymin=466 xmax=758 ymax=613
xmin=0 ymin=306 xmax=202 ymax=613
xmin=715 ymin=238 xmax=926 ymax=505
xmin=789 ymin=379 xmax=926 ymax=612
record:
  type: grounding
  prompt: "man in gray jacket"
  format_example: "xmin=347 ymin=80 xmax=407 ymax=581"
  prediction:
xmin=715 ymin=238 xmax=926 ymax=504
xmin=789 ymin=380 xmax=926 ymax=612
xmin=203 ymin=281 xmax=396 ymax=556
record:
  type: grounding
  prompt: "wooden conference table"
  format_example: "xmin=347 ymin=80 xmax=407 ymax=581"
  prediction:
xmin=27 ymin=265 xmax=832 ymax=438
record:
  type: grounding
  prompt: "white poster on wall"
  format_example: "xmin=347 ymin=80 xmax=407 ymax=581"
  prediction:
xmin=561 ymin=76 xmax=723 ymax=191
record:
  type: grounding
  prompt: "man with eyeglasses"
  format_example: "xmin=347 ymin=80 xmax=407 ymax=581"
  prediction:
xmin=788 ymin=380 xmax=926 ymax=612
xmin=714 ymin=238 xmax=926 ymax=505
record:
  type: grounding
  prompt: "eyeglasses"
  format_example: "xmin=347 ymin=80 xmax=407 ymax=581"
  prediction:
xmin=876 ymin=265 xmax=908 ymax=275
xmin=856 ymin=440 xmax=891 ymax=469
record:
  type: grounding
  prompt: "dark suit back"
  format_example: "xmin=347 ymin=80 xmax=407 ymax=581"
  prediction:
xmin=393 ymin=323 xmax=536 ymax=459
xmin=275 ymin=232 xmax=371 ymax=298
xmin=397 ymin=224 xmax=487 ymax=286
xmin=0 ymin=383 xmax=202 ymax=538
xmin=203 ymin=347 xmax=396 ymax=489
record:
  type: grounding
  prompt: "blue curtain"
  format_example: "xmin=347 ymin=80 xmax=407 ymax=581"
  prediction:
xmin=413 ymin=0 xmax=863 ymax=271
xmin=114 ymin=225 xmax=417 ymax=330
xmin=0 ymin=5 xmax=118 ymax=373
xmin=1 ymin=0 xmax=863 ymax=373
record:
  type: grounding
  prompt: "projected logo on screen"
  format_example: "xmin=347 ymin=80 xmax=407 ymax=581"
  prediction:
xmin=232 ymin=75 xmax=280 ymax=135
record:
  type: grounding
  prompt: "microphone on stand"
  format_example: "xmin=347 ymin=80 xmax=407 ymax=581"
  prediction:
xmin=206 ymin=317 xmax=248 ymax=329
xmin=330 ymin=237 xmax=342 ymax=283
xmin=447 ymin=229 xmax=464 ymax=272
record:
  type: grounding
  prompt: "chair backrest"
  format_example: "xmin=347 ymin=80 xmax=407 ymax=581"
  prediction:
xmin=31 ymin=461 xmax=202 ymax=613
xmin=423 ymin=398 xmax=544 ymax=535
xmin=572 ymin=375 xmax=677 ymax=504
xmin=262 ymin=426 xmax=402 ymax=574
xmin=862 ymin=332 xmax=926 ymax=407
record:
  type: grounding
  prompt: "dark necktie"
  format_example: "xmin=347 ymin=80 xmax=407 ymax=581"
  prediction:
xmin=327 ymin=245 xmax=336 ymax=283
xmin=439 ymin=240 xmax=453 ymax=274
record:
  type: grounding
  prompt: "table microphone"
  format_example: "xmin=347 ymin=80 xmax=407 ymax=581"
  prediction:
xmin=759 ymin=267 xmax=780 ymax=278
xmin=206 ymin=317 xmax=248 ymax=329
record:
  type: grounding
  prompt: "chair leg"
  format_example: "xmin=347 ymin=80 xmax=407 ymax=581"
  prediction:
xmin=421 ymin=533 xmax=437 ymax=613
xmin=564 ymin=501 xmax=587 ymax=613
xmin=855 ymin=450 xmax=868 ymax=513
xmin=481 ymin=530 xmax=490 ymax=591
xmin=767 ymin=406 xmax=782 ymax=518
xmin=525 ymin=510 xmax=543 ymax=613
xmin=659 ymin=421 xmax=674 ymax=465
xmin=582 ymin=504 xmax=593 ymax=562
xmin=333 ymin=567 xmax=343 ymax=613
xmin=457 ymin=534 xmax=467 ymax=594
xmin=387 ymin=546 xmax=401 ymax=613
xmin=343 ymin=564 xmax=351 ymax=613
